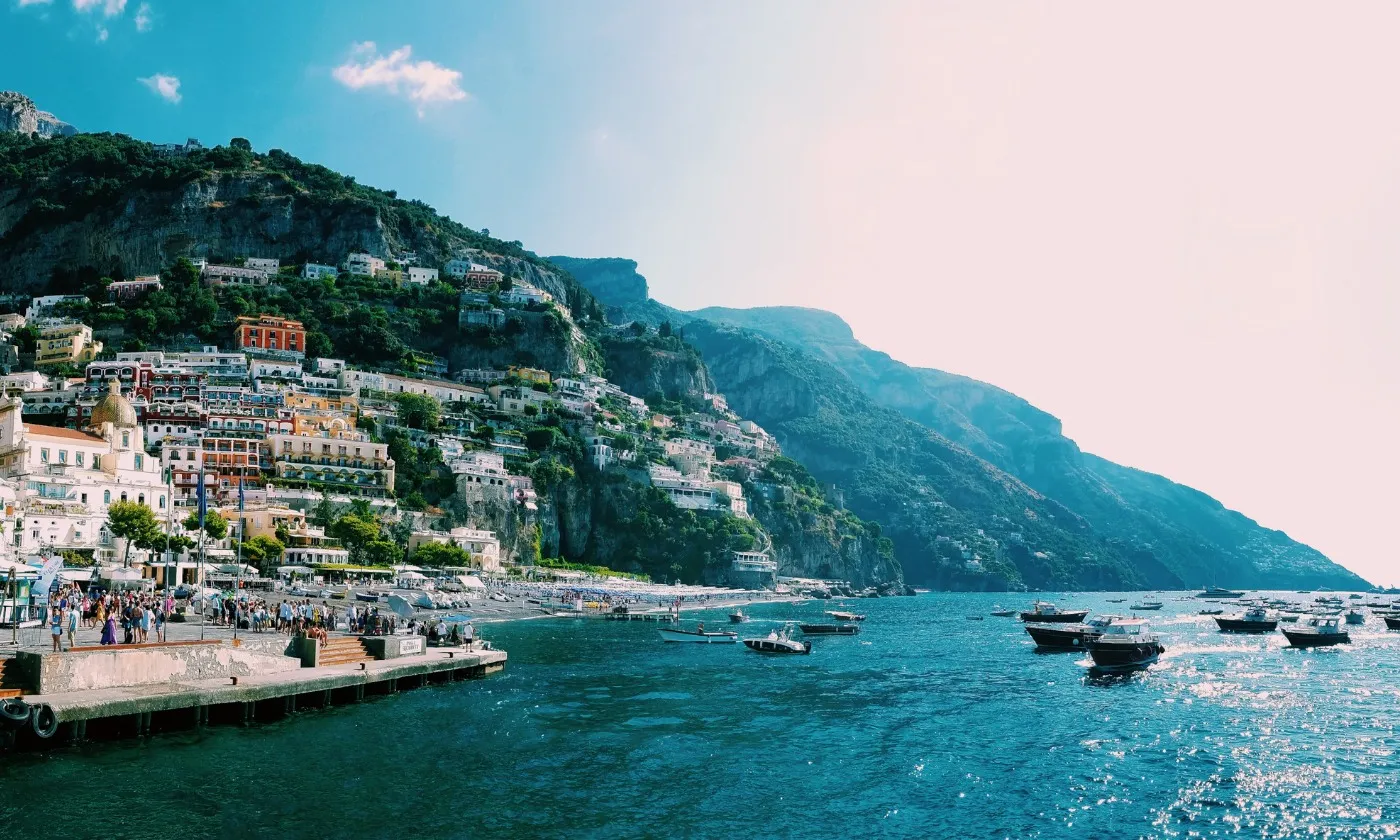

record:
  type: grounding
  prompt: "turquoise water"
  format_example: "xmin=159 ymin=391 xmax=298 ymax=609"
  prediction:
xmin=3 ymin=593 xmax=1400 ymax=839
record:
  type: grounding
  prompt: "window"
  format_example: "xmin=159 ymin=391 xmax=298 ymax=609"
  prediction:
xmin=103 ymin=490 xmax=110 ymax=504
xmin=93 ymin=455 xmax=102 ymax=470
xmin=40 ymin=448 xmax=48 ymax=463
xmin=138 ymin=494 xmax=145 ymax=505
xmin=76 ymin=452 xmax=84 ymax=467
xmin=134 ymin=454 xmax=144 ymax=470
xmin=121 ymin=431 xmax=130 ymax=448
xmin=58 ymin=450 xmax=67 ymax=464
xmin=120 ymin=493 xmax=127 ymax=503
xmin=80 ymin=493 xmax=87 ymax=504
xmin=159 ymin=495 xmax=165 ymax=509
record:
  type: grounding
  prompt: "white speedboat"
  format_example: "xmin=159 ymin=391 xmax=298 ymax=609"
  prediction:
xmin=1086 ymin=619 xmax=1165 ymax=671
xmin=743 ymin=623 xmax=811 ymax=654
xmin=658 ymin=625 xmax=739 ymax=644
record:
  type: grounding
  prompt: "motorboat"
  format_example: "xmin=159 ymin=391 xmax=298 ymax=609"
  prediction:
xmin=1349 ymin=594 xmax=1363 ymax=600
xmin=1215 ymin=606 xmax=1277 ymax=633
xmin=1198 ymin=609 xmax=1224 ymax=616
xmin=729 ymin=609 xmax=749 ymax=624
xmin=1345 ymin=608 xmax=1366 ymax=625
xmin=825 ymin=611 xmax=866 ymax=622
xmin=1385 ymin=616 xmax=1400 ymax=631
xmin=800 ymin=623 xmax=860 ymax=635
xmin=1198 ymin=587 xmax=1247 ymax=599
xmin=1106 ymin=598 xmax=1127 ymax=603
xmin=1019 ymin=601 xmax=1089 ymax=623
xmin=743 ymin=624 xmax=811 ymax=654
xmin=1129 ymin=600 xmax=1164 ymax=611
xmin=1278 ymin=614 xmax=1300 ymax=623
xmin=658 ymin=624 xmax=739 ymax=644
xmin=1025 ymin=614 xmax=1120 ymax=650
xmin=355 ymin=591 xmax=381 ymax=603
xmin=1085 ymin=619 xmax=1165 ymax=671
xmin=1282 ymin=615 xmax=1350 ymax=648
xmin=989 ymin=606 xmax=1016 ymax=617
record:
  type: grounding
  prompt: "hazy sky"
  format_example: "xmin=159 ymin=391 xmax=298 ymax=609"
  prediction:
xmin=6 ymin=2 xmax=1397 ymax=583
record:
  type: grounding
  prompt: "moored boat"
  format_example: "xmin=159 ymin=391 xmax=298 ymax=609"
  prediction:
xmin=1129 ymin=600 xmax=1164 ymax=611
xmin=1019 ymin=601 xmax=1089 ymax=623
xmin=1385 ymin=616 xmax=1400 ymax=631
xmin=1198 ymin=586 xmax=1247 ymax=599
xmin=743 ymin=623 xmax=811 ymax=654
xmin=1025 ymin=614 xmax=1118 ymax=650
xmin=729 ymin=609 xmax=749 ymax=624
xmin=1281 ymin=615 xmax=1350 ymax=648
xmin=825 ymin=611 xmax=866 ymax=622
xmin=1345 ymin=608 xmax=1366 ymax=625
xmin=800 ymin=623 xmax=860 ymax=635
xmin=1086 ymin=620 xmax=1165 ymax=671
xmin=355 ymin=591 xmax=381 ymax=603
xmin=659 ymin=624 xmax=739 ymax=644
xmin=1198 ymin=609 xmax=1224 ymax=616
xmin=989 ymin=606 xmax=1016 ymax=617
xmin=1215 ymin=606 xmax=1278 ymax=633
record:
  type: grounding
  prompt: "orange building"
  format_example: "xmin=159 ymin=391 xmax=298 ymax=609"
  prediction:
xmin=235 ymin=315 xmax=306 ymax=357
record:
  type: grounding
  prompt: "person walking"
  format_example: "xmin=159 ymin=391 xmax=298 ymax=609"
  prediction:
xmin=66 ymin=605 xmax=78 ymax=649
xmin=50 ymin=606 xmax=64 ymax=652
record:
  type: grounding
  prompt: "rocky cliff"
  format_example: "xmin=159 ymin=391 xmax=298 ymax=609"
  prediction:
xmin=599 ymin=331 xmax=713 ymax=404
xmin=0 ymin=92 xmax=76 ymax=139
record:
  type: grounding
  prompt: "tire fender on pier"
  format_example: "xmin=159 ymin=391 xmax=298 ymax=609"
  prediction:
xmin=30 ymin=704 xmax=58 ymax=739
xmin=0 ymin=698 xmax=30 ymax=725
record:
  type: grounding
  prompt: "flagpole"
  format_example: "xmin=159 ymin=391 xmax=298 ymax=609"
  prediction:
xmin=233 ymin=479 xmax=244 ymax=641
xmin=198 ymin=462 xmax=206 ymax=641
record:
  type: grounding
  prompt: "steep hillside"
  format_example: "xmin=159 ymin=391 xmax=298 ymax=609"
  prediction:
xmin=687 ymin=306 xmax=1367 ymax=590
xmin=0 ymin=132 xmax=603 ymax=323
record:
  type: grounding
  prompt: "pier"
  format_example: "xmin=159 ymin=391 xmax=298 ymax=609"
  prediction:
xmin=0 ymin=636 xmax=505 ymax=751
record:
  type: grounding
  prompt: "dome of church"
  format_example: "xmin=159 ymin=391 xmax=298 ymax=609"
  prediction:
xmin=88 ymin=378 xmax=137 ymax=429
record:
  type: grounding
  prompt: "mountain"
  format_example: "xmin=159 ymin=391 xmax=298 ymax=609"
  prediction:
xmin=0 ymin=91 xmax=76 ymax=139
xmin=558 ymin=257 xmax=1368 ymax=591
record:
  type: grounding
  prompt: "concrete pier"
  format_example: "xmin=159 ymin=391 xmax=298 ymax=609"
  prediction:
xmin=0 ymin=642 xmax=505 ymax=751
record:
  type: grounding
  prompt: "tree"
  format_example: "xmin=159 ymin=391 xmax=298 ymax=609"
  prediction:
xmin=412 ymin=541 xmax=472 ymax=567
xmin=107 ymin=501 xmax=162 ymax=567
xmin=230 ymin=137 xmax=253 ymax=151
xmin=183 ymin=509 xmax=228 ymax=541
xmin=395 ymin=393 xmax=441 ymax=431
xmin=658 ymin=321 xmax=673 ymax=338
xmin=310 ymin=494 xmax=336 ymax=528
xmin=363 ymin=540 xmax=403 ymax=567
xmin=240 ymin=535 xmax=286 ymax=573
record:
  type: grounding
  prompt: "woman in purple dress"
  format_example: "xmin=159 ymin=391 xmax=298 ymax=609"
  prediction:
xmin=100 ymin=613 xmax=117 ymax=646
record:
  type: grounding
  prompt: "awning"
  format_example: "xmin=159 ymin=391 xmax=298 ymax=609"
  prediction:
xmin=457 ymin=575 xmax=486 ymax=590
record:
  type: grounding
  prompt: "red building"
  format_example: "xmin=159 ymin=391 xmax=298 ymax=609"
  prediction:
xmin=234 ymin=315 xmax=306 ymax=358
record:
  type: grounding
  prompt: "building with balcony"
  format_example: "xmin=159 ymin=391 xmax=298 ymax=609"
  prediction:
xmin=201 ymin=264 xmax=271 ymax=288
xmin=35 ymin=323 xmax=102 ymax=369
xmin=234 ymin=315 xmax=306 ymax=359
xmin=268 ymin=420 xmax=395 ymax=499
xmin=107 ymin=275 xmax=163 ymax=301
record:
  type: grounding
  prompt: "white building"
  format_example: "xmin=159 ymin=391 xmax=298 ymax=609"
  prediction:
xmin=345 ymin=253 xmax=386 ymax=277
xmin=302 ymin=263 xmax=339 ymax=281
xmin=452 ymin=450 xmax=514 ymax=501
xmin=25 ymin=294 xmax=87 ymax=324
xmin=504 ymin=283 xmax=552 ymax=305
xmin=338 ymin=369 xmax=489 ymax=406
xmin=409 ymin=527 xmax=501 ymax=572
xmin=202 ymin=264 xmax=271 ymax=288
xmin=244 ymin=258 xmax=281 ymax=276
xmin=406 ymin=266 xmax=439 ymax=285
xmin=0 ymin=382 xmax=172 ymax=561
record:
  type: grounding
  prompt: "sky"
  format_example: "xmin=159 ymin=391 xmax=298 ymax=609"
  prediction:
xmin=4 ymin=1 xmax=1397 ymax=584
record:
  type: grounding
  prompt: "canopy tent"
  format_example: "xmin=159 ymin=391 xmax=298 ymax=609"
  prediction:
xmin=0 ymin=559 xmax=39 ymax=577
xmin=392 ymin=564 xmax=424 ymax=573
xmin=277 ymin=565 xmax=315 ymax=577
xmin=457 ymin=575 xmax=487 ymax=590
xmin=217 ymin=563 xmax=259 ymax=576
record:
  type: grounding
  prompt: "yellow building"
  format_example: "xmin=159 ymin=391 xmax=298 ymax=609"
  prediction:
xmin=35 ymin=323 xmax=102 ymax=369
xmin=508 ymin=366 xmax=551 ymax=385
xmin=285 ymin=390 xmax=358 ymax=414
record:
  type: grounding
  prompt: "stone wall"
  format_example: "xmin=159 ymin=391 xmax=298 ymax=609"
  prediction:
xmin=20 ymin=640 xmax=302 ymax=694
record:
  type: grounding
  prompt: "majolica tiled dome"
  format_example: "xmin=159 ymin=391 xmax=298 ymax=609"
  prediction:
xmin=88 ymin=378 xmax=137 ymax=429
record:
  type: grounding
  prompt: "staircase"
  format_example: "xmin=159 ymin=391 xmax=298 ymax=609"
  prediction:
xmin=0 ymin=657 xmax=27 ymax=698
xmin=317 ymin=636 xmax=375 ymax=668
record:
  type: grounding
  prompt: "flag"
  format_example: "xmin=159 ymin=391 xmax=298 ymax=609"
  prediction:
xmin=238 ymin=480 xmax=245 ymax=513
xmin=197 ymin=462 xmax=207 ymax=529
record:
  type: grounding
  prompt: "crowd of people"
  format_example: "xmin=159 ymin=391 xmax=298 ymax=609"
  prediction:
xmin=45 ymin=585 xmax=174 ymax=651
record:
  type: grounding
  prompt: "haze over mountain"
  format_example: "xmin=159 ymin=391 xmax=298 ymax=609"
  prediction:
xmin=554 ymin=256 xmax=1370 ymax=591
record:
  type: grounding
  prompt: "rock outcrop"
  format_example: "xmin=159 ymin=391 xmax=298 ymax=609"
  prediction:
xmin=0 ymin=92 xmax=76 ymax=139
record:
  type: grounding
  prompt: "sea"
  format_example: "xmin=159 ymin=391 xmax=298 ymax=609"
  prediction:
xmin=3 ymin=592 xmax=1399 ymax=839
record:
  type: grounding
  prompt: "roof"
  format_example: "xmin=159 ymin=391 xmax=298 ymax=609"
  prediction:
xmin=26 ymin=424 xmax=104 ymax=444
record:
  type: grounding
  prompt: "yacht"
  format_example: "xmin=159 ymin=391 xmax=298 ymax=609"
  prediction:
xmin=1198 ymin=587 xmax=1247 ymax=599
xmin=728 ymin=609 xmax=749 ymax=624
xmin=743 ymin=623 xmax=811 ymax=654
xmin=1215 ymin=606 xmax=1277 ymax=633
xmin=1281 ymin=615 xmax=1350 ymax=648
xmin=799 ymin=623 xmax=860 ymax=635
xmin=1025 ymin=614 xmax=1119 ymax=650
xmin=989 ymin=606 xmax=1016 ymax=617
xmin=825 ymin=611 xmax=866 ymax=622
xmin=1085 ymin=619 xmax=1165 ymax=671
xmin=1129 ymin=600 xmax=1164 ymax=611
xmin=658 ymin=623 xmax=739 ymax=644
xmin=1019 ymin=601 xmax=1089 ymax=623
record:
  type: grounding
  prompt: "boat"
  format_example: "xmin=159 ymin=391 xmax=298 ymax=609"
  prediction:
xmin=354 ymin=591 xmax=381 ymax=603
xmin=1129 ymin=600 xmax=1164 ymax=611
xmin=1215 ymin=606 xmax=1277 ymax=633
xmin=1345 ymin=608 xmax=1366 ymax=625
xmin=1281 ymin=615 xmax=1351 ymax=648
xmin=1349 ymin=594 xmax=1363 ymax=600
xmin=1385 ymin=616 xmax=1400 ymax=631
xmin=799 ymin=623 xmax=860 ymax=635
xmin=728 ymin=609 xmax=749 ymax=624
xmin=1278 ymin=614 xmax=1300 ymax=623
xmin=825 ymin=611 xmax=866 ymax=622
xmin=1085 ymin=619 xmax=1165 ymax=671
xmin=1198 ymin=609 xmax=1224 ymax=616
xmin=1019 ymin=601 xmax=1089 ymax=623
xmin=658 ymin=624 xmax=739 ymax=644
xmin=989 ymin=606 xmax=1016 ymax=617
xmin=1024 ymin=614 xmax=1119 ymax=650
xmin=1106 ymin=598 xmax=1127 ymax=603
xmin=1198 ymin=587 xmax=1247 ymax=599
xmin=743 ymin=623 xmax=811 ymax=654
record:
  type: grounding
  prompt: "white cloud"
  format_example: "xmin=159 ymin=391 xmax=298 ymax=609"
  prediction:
xmin=17 ymin=0 xmax=54 ymax=7
xmin=133 ymin=1 xmax=150 ymax=30
xmin=73 ymin=0 xmax=125 ymax=15
xmin=138 ymin=73 xmax=180 ymax=104
xmin=96 ymin=24 xmax=107 ymax=41
xmin=332 ymin=43 xmax=467 ymax=115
